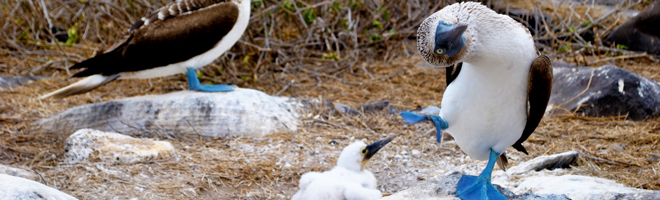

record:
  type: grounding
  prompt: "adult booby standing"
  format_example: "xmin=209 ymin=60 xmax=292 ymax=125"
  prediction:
xmin=401 ymin=2 xmax=552 ymax=199
xmin=40 ymin=0 xmax=251 ymax=99
xmin=291 ymin=136 xmax=395 ymax=200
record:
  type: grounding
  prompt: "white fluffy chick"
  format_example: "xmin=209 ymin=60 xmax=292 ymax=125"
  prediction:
xmin=292 ymin=136 xmax=396 ymax=200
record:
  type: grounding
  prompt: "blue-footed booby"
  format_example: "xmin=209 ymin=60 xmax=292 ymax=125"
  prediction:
xmin=291 ymin=136 xmax=396 ymax=200
xmin=40 ymin=0 xmax=251 ymax=99
xmin=401 ymin=2 xmax=553 ymax=199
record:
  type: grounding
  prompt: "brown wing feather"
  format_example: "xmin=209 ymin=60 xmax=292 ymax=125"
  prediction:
xmin=512 ymin=55 xmax=553 ymax=154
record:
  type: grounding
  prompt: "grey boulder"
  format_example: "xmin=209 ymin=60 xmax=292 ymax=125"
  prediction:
xmin=604 ymin=0 xmax=660 ymax=55
xmin=549 ymin=62 xmax=660 ymax=120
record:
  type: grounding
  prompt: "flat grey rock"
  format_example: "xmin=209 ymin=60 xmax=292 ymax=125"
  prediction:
xmin=35 ymin=88 xmax=301 ymax=137
xmin=507 ymin=151 xmax=579 ymax=175
xmin=549 ymin=62 xmax=660 ymax=120
xmin=0 ymin=174 xmax=77 ymax=200
xmin=0 ymin=76 xmax=48 ymax=89
xmin=64 ymin=129 xmax=176 ymax=164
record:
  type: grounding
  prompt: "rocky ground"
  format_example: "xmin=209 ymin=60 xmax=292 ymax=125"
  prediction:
xmin=2 ymin=0 xmax=660 ymax=199
xmin=1 ymin=55 xmax=660 ymax=199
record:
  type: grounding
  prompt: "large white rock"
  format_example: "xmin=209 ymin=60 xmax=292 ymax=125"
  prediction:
xmin=0 ymin=164 xmax=40 ymax=181
xmin=64 ymin=129 xmax=176 ymax=164
xmin=514 ymin=175 xmax=660 ymax=200
xmin=36 ymin=88 xmax=301 ymax=137
xmin=0 ymin=174 xmax=77 ymax=200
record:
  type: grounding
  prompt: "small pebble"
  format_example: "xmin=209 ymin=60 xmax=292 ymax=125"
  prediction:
xmin=412 ymin=150 xmax=421 ymax=156
xmin=648 ymin=153 xmax=660 ymax=162
xmin=609 ymin=144 xmax=624 ymax=152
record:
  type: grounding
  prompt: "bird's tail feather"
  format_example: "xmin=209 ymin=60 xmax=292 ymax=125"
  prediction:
xmin=40 ymin=74 xmax=120 ymax=99
xmin=69 ymin=53 xmax=114 ymax=77
xmin=496 ymin=153 xmax=509 ymax=171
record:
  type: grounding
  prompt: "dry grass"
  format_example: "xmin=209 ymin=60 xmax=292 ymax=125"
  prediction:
xmin=1 ymin=0 xmax=659 ymax=199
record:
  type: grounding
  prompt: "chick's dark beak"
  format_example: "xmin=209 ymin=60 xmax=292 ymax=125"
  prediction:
xmin=363 ymin=135 xmax=396 ymax=161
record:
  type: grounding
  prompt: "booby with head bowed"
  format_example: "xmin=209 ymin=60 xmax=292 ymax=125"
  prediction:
xmin=401 ymin=2 xmax=553 ymax=199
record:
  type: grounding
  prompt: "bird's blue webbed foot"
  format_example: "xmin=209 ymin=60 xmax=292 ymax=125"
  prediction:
xmin=456 ymin=150 xmax=508 ymax=200
xmin=400 ymin=111 xmax=448 ymax=143
xmin=400 ymin=111 xmax=431 ymax=124
xmin=185 ymin=67 xmax=236 ymax=92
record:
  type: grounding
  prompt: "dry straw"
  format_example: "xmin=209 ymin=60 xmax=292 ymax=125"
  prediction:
xmin=1 ymin=0 xmax=659 ymax=199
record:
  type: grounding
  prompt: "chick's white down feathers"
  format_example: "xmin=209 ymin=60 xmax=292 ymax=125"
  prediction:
xmin=292 ymin=141 xmax=382 ymax=200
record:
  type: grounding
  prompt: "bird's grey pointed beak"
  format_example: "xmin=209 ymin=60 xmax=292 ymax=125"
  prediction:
xmin=448 ymin=25 xmax=468 ymax=40
xmin=446 ymin=25 xmax=468 ymax=54
xmin=363 ymin=135 xmax=396 ymax=161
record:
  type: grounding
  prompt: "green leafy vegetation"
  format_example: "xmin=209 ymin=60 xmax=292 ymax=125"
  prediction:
xmin=303 ymin=9 xmax=317 ymax=24
xmin=372 ymin=20 xmax=383 ymax=30
xmin=281 ymin=1 xmax=294 ymax=11
xmin=251 ymin=0 xmax=263 ymax=7
xmin=64 ymin=23 xmax=80 ymax=46
xmin=558 ymin=44 xmax=571 ymax=53
xmin=322 ymin=52 xmax=341 ymax=60
xmin=616 ymin=44 xmax=628 ymax=50
xmin=349 ymin=0 xmax=363 ymax=9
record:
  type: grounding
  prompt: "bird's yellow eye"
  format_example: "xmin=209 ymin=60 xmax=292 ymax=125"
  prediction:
xmin=361 ymin=149 xmax=367 ymax=154
xmin=435 ymin=49 xmax=444 ymax=54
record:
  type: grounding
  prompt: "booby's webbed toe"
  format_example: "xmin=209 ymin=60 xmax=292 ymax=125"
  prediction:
xmin=400 ymin=112 xmax=448 ymax=144
xmin=456 ymin=150 xmax=508 ymax=200
xmin=186 ymin=67 xmax=236 ymax=92
xmin=456 ymin=174 xmax=507 ymax=200
xmin=400 ymin=112 xmax=430 ymax=125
